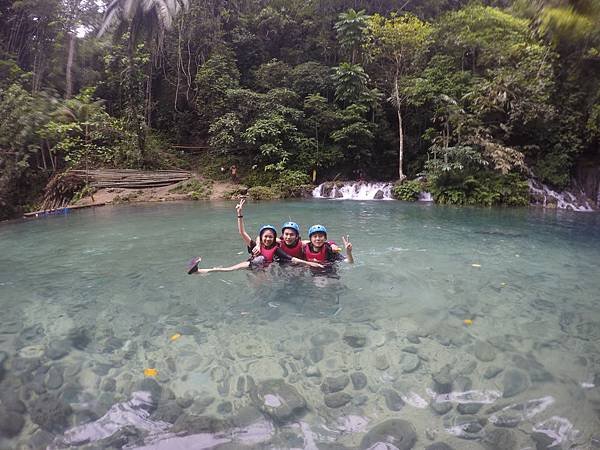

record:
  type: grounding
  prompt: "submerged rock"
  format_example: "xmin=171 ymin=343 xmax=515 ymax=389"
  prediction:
xmin=0 ymin=390 xmax=26 ymax=413
xmin=474 ymin=341 xmax=497 ymax=362
xmin=309 ymin=347 xmax=324 ymax=363
xmin=360 ymin=419 xmax=417 ymax=449
xmin=133 ymin=378 xmax=162 ymax=412
xmin=425 ymin=443 xmax=454 ymax=450
xmin=321 ymin=375 xmax=349 ymax=394
xmin=152 ymin=401 xmax=183 ymax=423
xmin=483 ymin=427 xmax=517 ymax=450
xmin=46 ymin=365 xmax=64 ymax=390
xmin=444 ymin=415 xmax=486 ymax=440
xmin=172 ymin=414 xmax=227 ymax=434
xmin=30 ymin=393 xmax=72 ymax=432
xmin=351 ymin=372 xmax=368 ymax=390
xmin=406 ymin=333 xmax=421 ymax=344
xmin=375 ymin=353 xmax=389 ymax=371
xmin=28 ymin=430 xmax=55 ymax=449
xmin=502 ymin=369 xmax=530 ymax=398
xmin=324 ymin=392 xmax=352 ymax=408
xmin=432 ymin=365 xmax=453 ymax=394
xmin=343 ymin=329 xmax=367 ymax=348
xmin=45 ymin=340 xmax=70 ymax=360
xmin=400 ymin=353 xmax=421 ymax=373
xmin=484 ymin=366 xmax=503 ymax=379
xmin=0 ymin=406 xmax=25 ymax=437
xmin=430 ymin=399 xmax=453 ymax=415
xmin=512 ymin=354 xmax=553 ymax=383
xmin=382 ymin=389 xmax=405 ymax=411
xmin=311 ymin=329 xmax=340 ymax=347
xmin=457 ymin=403 xmax=483 ymax=414
xmin=251 ymin=379 xmax=306 ymax=423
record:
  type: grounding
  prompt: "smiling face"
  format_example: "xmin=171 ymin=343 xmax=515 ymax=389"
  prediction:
xmin=260 ymin=229 xmax=276 ymax=247
xmin=282 ymin=228 xmax=299 ymax=246
xmin=310 ymin=232 xmax=327 ymax=249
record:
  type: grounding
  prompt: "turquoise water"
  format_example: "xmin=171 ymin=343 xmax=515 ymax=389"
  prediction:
xmin=1 ymin=200 xmax=599 ymax=449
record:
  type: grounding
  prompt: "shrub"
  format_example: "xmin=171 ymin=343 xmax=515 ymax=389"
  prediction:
xmin=392 ymin=179 xmax=423 ymax=201
xmin=169 ymin=178 xmax=213 ymax=199
xmin=274 ymin=170 xmax=312 ymax=197
xmin=248 ymin=185 xmax=279 ymax=200
xmin=429 ymin=172 xmax=529 ymax=206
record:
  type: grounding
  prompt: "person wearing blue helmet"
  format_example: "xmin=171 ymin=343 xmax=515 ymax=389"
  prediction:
xmin=278 ymin=221 xmax=304 ymax=258
xmin=187 ymin=198 xmax=323 ymax=274
xmin=304 ymin=224 xmax=354 ymax=265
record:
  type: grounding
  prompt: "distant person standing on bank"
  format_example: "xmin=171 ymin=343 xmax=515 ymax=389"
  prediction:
xmin=230 ymin=165 xmax=238 ymax=182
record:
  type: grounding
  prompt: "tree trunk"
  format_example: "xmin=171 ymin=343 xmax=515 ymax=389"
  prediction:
xmin=65 ymin=32 xmax=76 ymax=98
xmin=394 ymin=77 xmax=405 ymax=181
xmin=397 ymin=108 xmax=405 ymax=181
xmin=146 ymin=62 xmax=153 ymax=127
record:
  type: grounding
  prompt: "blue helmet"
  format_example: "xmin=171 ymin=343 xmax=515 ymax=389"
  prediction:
xmin=281 ymin=221 xmax=300 ymax=235
xmin=259 ymin=225 xmax=277 ymax=237
xmin=308 ymin=224 xmax=327 ymax=238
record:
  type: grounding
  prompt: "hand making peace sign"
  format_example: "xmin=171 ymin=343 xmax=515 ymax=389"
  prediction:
xmin=342 ymin=235 xmax=352 ymax=252
xmin=235 ymin=197 xmax=246 ymax=216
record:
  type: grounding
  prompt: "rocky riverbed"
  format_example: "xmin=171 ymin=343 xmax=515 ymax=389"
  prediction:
xmin=1 ymin=298 xmax=599 ymax=449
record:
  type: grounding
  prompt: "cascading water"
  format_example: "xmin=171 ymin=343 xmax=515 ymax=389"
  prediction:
xmin=312 ymin=181 xmax=394 ymax=200
xmin=312 ymin=179 xmax=596 ymax=210
xmin=528 ymin=179 xmax=594 ymax=212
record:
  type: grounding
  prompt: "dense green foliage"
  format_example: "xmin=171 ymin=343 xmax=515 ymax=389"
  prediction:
xmin=1 ymin=0 xmax=599 ymax=217
xmin=392 ymin=179 xmax=424 ymax=202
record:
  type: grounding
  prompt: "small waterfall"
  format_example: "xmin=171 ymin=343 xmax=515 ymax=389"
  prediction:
xmin=418 ymin=191 xmax=434 ymax=202
xmin=529 ymin=179 xmax=594 ymax=212
xmin=312 ymin=181 xmax=393 ymax=200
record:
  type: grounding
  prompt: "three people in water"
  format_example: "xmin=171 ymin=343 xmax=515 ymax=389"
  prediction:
xmin=187 ymin=198 xmax=353 ymax=275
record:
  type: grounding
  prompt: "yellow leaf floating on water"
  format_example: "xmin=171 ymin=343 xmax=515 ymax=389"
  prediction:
xmin=170 ymin=333 xmax=182 ymax=341
xmin=144 ymin=368 xmax=158 ymax=377
xmin=463 ymin=319 xmax=474 ymax=326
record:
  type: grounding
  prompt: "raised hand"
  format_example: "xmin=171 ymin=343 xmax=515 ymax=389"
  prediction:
xmin=235 ymin=197 xmax=246 ymax=215
xmin=342 ymin=235 xmax=352 ymax=252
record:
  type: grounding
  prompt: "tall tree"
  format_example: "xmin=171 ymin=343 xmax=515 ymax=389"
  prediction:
xmin=98 ymin=0 xmax=189 ymax=160
xmin=334 ymin=8 xmax=370 ymax=64
xmin=366 ymin=13 xmax=432 ymax=180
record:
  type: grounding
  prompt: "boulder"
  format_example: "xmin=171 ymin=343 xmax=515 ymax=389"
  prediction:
xmin=360 ymin=419 xmax=417 ymax=450
xmin=29 ymin=394 xmax=72 ymax=432
xmin=251 ymin=379 xmax=306 ymax=423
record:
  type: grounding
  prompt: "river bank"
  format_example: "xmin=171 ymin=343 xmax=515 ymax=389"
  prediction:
xmin=70 ymin=176 xmax=239 ymax=207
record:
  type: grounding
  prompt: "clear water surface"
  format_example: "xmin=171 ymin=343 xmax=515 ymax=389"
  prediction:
xmin=1 ymin=200 xmax=599 ymax=449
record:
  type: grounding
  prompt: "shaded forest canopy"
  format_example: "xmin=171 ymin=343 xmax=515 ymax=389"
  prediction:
xmin=1 ymin=0 xmax=599 ymax=217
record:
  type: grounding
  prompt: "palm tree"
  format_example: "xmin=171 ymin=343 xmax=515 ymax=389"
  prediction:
xmin=98 ymin=0 xmax=189 ymax=162
xmin=334 ymin=9 xmax=370 ymax=64
xmin=332 ymin=62 xmax=370 ymax=106
xmin=99 ymin=0 xmax=189 ymax=44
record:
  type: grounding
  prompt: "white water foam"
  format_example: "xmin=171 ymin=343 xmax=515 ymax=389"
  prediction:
xmin=418 ymin=191 xmax=434 ymax=202
xmin=529 ymin=179 xmax=594 ymax=211
xmin=312 ymin=182 xmax=393 ymax=200
xmin=532 ymin=416 xmax=581 ymax=448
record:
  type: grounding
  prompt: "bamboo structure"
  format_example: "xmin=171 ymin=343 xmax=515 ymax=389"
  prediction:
xmin=68 ymin=169 xmax=192 ymax=188
xmin=39 ymin=169 xmax=192 ymax=210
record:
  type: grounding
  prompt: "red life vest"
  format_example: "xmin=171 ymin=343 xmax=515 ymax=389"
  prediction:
xmin=303 ymin=243 xmax=328 ymax=262
xmin=259 ymin=245 xmax=279 ymax=263
xmin=279 ymin=239 xmax=303 ymax=258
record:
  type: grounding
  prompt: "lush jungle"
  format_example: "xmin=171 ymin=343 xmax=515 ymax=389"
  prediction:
xmin=1 ymin=0 xmax=599 ymax=219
